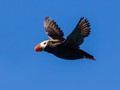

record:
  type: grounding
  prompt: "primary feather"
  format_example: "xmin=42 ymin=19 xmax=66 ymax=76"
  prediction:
xmin=44 ymin=17 xmax=65 ymax=42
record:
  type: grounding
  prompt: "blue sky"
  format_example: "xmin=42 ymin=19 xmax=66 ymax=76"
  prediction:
xmin=0 ymin=0 xmax=120 ymax=90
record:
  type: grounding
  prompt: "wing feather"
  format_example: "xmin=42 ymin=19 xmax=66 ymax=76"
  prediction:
xmin=44 ymin=17 xmax=65 ymax=41
xmin=64 ymin=17 xmax=91 ymax=47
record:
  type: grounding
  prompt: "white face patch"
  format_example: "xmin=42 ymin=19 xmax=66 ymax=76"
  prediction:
xmin=39 ymin=41 xmax=48 ymax=50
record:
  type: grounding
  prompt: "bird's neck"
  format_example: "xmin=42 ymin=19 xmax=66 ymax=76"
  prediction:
xmin=44 ymin=46 xmax=54 ymax=53
xmin=43 ymin=43 xmax=57 ymax=53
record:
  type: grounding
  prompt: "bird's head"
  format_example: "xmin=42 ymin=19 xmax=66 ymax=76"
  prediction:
xmin=34 ymin=40 xmax=59 ymax=52
xmin=34 ymin=40 xmax=48 ymax=52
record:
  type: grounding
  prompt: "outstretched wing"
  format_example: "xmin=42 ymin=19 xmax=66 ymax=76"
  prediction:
xmin=64 ymin=17 xmax=91 ymax=47
xmin=44 ymin=17 xmax=65 ymax=41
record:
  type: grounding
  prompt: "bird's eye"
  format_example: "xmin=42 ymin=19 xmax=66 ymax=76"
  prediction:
xmin=43 ymin=42 xmax=46 ymax=45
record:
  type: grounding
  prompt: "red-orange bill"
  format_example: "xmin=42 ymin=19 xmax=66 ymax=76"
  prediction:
xmin=34 ymin=45 xmax=43 ymax=52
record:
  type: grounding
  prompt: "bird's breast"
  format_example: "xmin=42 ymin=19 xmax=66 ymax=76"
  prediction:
xmin=51 ymin=45 xmax=83 ymax=60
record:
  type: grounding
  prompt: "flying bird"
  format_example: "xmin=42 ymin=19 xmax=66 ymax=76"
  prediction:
xmin=35 ymin=17 xmax=95 ymax=60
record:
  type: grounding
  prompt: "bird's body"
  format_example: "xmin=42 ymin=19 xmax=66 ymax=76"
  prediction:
xmin=44 ymin=41 xmax=94 ymax=60
xmin=35 ymin=17 xmax=95 ymax=60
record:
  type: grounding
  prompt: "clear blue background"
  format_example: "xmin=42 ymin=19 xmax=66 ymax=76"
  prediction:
xmin=0 ymin=0 xmax=120 ymax=90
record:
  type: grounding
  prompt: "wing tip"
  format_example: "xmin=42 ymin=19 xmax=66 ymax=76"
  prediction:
xmin=45 ymin=16 xmax=49 ymax=20
xmin=79 ymin=17 xmax=91 ymax=37
xmin=45 ymin=16 xmax=52 ymax=21
xmin=44 ymin=16 xmax=53 ymax=28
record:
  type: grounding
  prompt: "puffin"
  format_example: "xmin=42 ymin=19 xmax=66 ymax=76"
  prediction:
xmin=35 ymin=17 xmax=95 ymax=60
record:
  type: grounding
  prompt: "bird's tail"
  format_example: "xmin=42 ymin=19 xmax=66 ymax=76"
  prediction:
xmin=80 ymin=49 xmax=96 ymax=60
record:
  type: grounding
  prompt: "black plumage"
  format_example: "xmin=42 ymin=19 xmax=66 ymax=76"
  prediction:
xmin=35 ymin=17 xmax=95 ymax=60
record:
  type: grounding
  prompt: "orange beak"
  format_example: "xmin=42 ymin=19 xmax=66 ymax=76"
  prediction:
xmin=34 ymin=45 xmax=43 ymax=52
